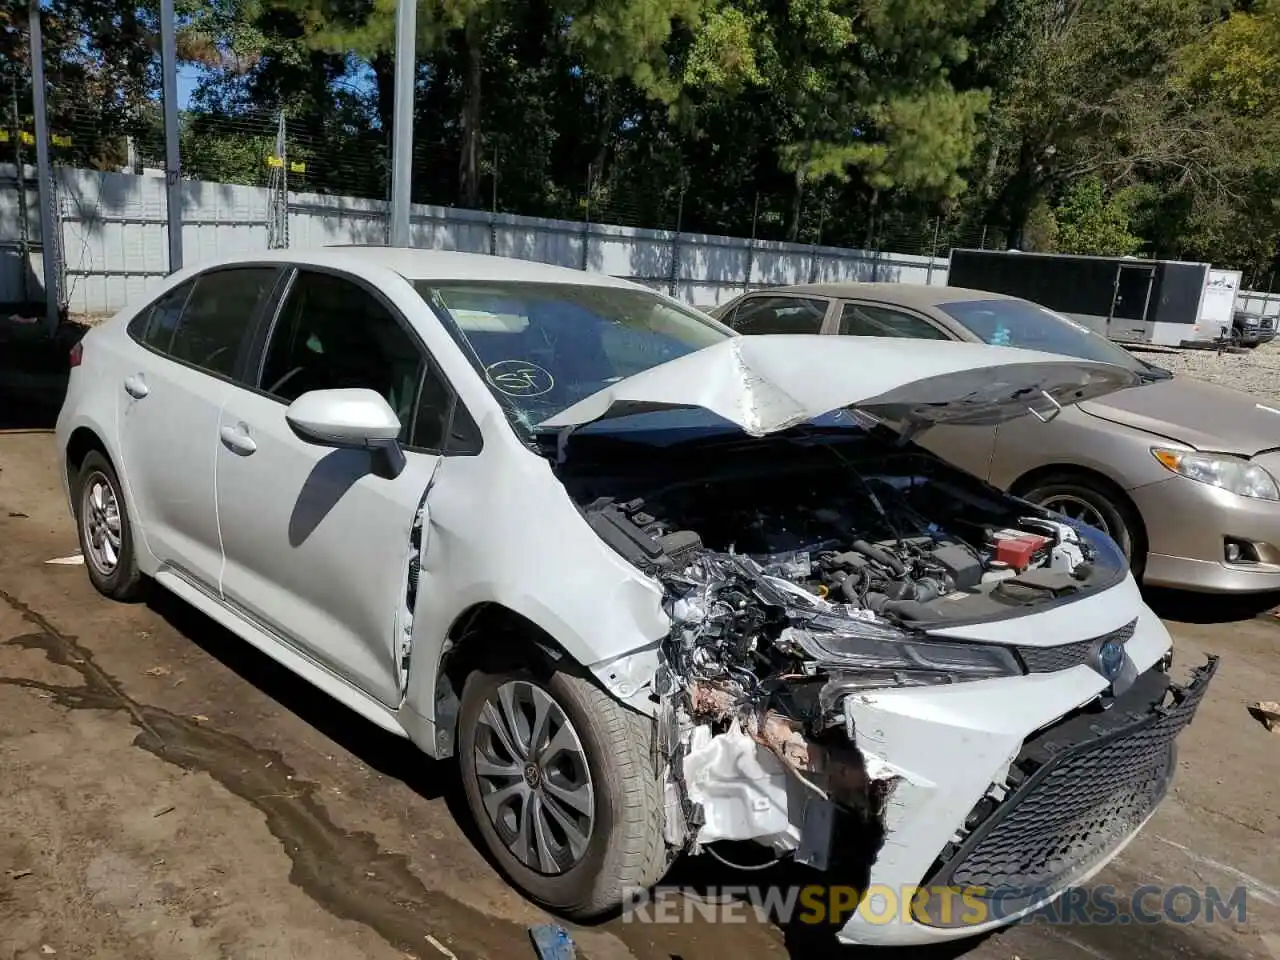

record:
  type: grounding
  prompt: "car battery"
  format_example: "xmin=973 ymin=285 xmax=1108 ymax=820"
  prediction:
xmin=988 ymin=529 xmax=1051 ymax=571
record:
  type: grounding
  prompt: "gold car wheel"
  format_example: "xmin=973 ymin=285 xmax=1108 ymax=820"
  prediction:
xmin=1038 ymin=493 xmax=1112 ymax=537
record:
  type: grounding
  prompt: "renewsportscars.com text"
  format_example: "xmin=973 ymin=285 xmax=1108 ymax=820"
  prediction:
xmin=620 ymin=883 xmax=1248 ymax=927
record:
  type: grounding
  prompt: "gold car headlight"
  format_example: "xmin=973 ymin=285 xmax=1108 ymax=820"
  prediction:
xmin=1152 ymin=448 xmax=1280 ymax=501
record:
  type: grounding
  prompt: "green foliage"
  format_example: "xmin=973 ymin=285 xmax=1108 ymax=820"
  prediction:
xmin=1052 ymin=178 xmax=1142 ymax=256
xmin=7 ymin=0 xmax=1278 ymax=279
xmin=1021 ymin=201 xmax=1059 ymax=253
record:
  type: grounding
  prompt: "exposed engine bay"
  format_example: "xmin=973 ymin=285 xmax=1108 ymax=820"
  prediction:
xmin=549 ymin=423 xmax=1124 ymax=868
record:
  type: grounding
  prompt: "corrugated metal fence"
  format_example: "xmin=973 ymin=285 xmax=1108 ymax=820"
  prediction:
xmin=1 ymin=165 xmax=949 ymax=315
xmin=3 ymin=164 xmax=1276 ymax=319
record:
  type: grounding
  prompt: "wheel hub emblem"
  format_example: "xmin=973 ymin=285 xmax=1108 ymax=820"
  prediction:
xmin=523 ymin=763 xmax=542 ymax=788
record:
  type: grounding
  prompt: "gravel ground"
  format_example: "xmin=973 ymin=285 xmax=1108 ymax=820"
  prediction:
xmin=1134 ymin=339 xmax=1280 ymax=403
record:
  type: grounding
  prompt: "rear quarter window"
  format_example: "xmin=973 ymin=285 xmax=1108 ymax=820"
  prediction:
xmin=127 ymin=280 xmax=195 ymax=352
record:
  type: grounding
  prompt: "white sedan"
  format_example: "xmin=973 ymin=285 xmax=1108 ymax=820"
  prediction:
xmin=56 ymin=248 xmax=1215 ymax=945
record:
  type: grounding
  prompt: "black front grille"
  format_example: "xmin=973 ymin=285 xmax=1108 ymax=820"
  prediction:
xmin=915 ymin=657 xmax=1217 ymax=927
xmin=1016 ymin=619 xmax=1136 ymax=674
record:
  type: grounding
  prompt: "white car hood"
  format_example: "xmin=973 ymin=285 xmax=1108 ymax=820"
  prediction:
xmin=539 ymin=335 xmax=1140 ymax=436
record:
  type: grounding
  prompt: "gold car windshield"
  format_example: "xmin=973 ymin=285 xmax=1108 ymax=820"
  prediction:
xmin=938 ymin=299 xmax=1168 ymax=379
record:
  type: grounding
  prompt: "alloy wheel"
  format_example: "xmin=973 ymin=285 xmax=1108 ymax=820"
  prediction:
xmin=1038 ymin=493 xmax=1111 ymax=538
xmin=81 ymin=471 xmax=123 ymax=576
xmin=472 ymin=680 xmax=595 ymax=875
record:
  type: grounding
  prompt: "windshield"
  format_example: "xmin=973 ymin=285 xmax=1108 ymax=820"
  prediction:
xmin=414 ymin=280 xmax=730 ymax=431
xmin=937 ymin=299 xmax=1169 ymax=379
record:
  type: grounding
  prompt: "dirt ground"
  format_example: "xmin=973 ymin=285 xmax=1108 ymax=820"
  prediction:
xmin=3 ymin=394 xmax=1280 ymax=959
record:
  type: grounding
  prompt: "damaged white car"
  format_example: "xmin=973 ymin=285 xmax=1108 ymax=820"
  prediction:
xmin=56 ymin=249 xmax=1216 ymax=946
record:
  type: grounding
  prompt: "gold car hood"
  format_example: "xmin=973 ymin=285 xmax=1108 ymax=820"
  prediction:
xmin=1080 ymin=375 xmax=1280 ymax=456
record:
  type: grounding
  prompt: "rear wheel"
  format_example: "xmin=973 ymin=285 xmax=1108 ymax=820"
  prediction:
xmin=457 ymin=659 xmax=669 ymax=918
xmin=1021 ymin=472 xmax=1146 ymax=579
xmin=74 ymin=451 xmax=145 ymax=601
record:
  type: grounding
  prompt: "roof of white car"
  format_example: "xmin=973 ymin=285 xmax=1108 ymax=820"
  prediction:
xmin=197 ymin=246 xmax=638 ymax=289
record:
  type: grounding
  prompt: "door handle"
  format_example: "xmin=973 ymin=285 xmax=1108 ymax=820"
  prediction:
xmin=123 ymin=374 xmax=150 ymax=399
xmin=219 ymin=423 xmax=257 ymax=456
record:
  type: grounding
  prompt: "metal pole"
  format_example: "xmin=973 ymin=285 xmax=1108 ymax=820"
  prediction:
xmin=926 ymin=216 xmax=941 ymax=285
xmin=668 ymin=181 xmax=684 ymax=298
xmin=11 ymin=83 xmax=32 ymax=303
xmin=580 ymin=163 xmax=592 ymax=271
xmin=808 ymin=201 xmax=825 ymax=284
xmin=388 ymin=0 xmax=417 ymax=247
xmin=28 ymin=2 xmax=59 ymax=334
xmin=159 ymin=0 xmax=183 ymax=272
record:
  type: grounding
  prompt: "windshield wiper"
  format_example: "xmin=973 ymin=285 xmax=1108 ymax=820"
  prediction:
xmin=1137 ymin=364 xmax=1173 ymax=383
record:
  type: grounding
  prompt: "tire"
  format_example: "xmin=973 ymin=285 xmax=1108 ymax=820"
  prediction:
xmin=1021 ymin=472 xmax=1146 ymax=579
xmin=457 ymin=660 xmax=669 ymax=919
xmin=1246 ymin=341 xmax=1262 ymax=349
xmin=74 ymin=450 xmax=145 ymax=601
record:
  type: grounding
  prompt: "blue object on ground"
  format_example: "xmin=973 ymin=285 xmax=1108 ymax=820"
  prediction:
xmin=528 ymin=923 xmax=577 ymax=960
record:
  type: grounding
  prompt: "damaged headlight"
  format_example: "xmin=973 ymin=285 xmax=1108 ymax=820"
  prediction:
xmin=785 ymin=621 xmax=1023 ymax=693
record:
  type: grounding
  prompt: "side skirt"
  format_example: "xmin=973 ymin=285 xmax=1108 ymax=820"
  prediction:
xmin=155 ymin=567 xmax=410 ymax=739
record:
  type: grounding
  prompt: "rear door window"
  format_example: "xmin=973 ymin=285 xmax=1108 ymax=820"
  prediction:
xmin=729 ymin=296 xmax=829 ymax=335
xmin=839 ymin=302 xmax=951 ymax=340
xmin=165 ymin=268 xmax=281 ymax=378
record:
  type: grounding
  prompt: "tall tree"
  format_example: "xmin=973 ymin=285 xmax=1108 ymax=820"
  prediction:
xmin=979 ymin=0 xmax=1226 ymax=245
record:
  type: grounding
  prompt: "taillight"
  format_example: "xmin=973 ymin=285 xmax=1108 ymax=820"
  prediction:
xmin=69 ymin=341 xmax=83 ymax=367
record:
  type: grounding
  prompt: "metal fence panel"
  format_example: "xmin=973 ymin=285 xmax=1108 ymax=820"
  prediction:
xmin=17 ymin=164 xmax=1276 ymax=322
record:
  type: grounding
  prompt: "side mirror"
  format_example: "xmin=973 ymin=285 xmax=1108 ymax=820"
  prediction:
xmin=286 ymin=388 xmax=406 ymax=478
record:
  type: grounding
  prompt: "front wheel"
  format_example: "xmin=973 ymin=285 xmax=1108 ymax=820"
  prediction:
xmin=1021 ymin=473 xmax=1145 ymax=579
xmin=457 ymin=662 xmax=669 ymax=918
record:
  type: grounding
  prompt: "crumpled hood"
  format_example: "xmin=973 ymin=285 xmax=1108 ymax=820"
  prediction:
xmin=1079 ymin=375 xmax=1280 ymax=455
xmin=539 ymin=335 xmax=1140 ymax=436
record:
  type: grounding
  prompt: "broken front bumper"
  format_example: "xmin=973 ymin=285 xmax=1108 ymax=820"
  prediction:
xmin=834 ymin=648 xmax=1216 ymax=946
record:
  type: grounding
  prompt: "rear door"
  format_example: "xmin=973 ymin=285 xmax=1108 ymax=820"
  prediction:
xmin=835 ymin=299 xmax=1000 ymax=481
xmin=117 ymin=266 xmax=283 ymax=588
xmin=214 ymin=267 xmax=472 ymax=707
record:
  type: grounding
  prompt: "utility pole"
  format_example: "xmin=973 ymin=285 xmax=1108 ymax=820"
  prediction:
xmin=388 ymin=0 xmax=417 ymax=247
xmin=926 ymin=216 xmax=942 ymax=285
xmin=159 ymin=0 xmax=183 ymax=271
xmin=28 ymin=1 xmax=60 ymax=334
xmin=11 ymin=84 xmax=32 ymax=303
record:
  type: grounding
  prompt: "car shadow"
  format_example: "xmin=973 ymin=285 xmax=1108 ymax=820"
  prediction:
xmin=143 ymin=587 xmax=462 ymax=808
xmin=1141 ymin=585 xmax=1280 ymax=625
xmin=143 ymin=586 xmax=996 ymax=959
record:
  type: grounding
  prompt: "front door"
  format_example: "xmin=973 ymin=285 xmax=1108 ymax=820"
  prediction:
xmin=214 ymin=268 xmax=448 ymax=707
